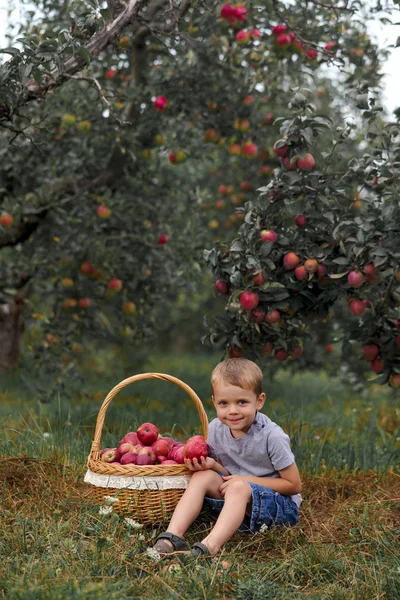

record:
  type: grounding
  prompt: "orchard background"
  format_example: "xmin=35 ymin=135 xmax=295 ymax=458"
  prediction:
xmin=0 ymin=1 xmax=399 ymax=599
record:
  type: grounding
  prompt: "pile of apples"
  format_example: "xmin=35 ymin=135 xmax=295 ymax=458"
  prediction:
xmin=100 ymin=421 xmax=210 ymax=466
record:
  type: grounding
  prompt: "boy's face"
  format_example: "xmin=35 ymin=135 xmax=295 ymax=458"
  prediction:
xmin=212 ymin=382 xmax=266 ymax=438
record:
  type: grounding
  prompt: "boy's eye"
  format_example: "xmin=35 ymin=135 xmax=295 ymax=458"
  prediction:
xmin=238 ymin=400 xmax=248 ymax=405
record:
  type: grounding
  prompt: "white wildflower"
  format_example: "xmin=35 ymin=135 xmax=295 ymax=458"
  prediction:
xmin=99 ymin=505 xmax=113 ymax=515
xmin=138 ymin=534 xmax=145 ymax=541
xmin=259 ymin=523 xmax=269 ymax=533
xmin=145 ymin=547 xmax=161 ymax=563
xmin=104 ymin=495 xmax=119 ymax=504
xmin=43 ymin=432 xmax=51 ymax=438
xmin=124 ymin=517 xmax=143 ymax=529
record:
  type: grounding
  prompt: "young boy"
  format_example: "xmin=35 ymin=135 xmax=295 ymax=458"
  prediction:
xmin=153 ymin=358 xmax=302 ymax=557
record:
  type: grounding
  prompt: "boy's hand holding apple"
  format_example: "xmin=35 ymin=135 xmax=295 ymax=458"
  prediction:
xmin=184 ymin=456 xmax=216 ymax=471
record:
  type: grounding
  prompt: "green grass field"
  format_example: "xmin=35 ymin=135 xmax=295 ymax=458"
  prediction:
xmin=1 ymin=352 xmax=399 ymax=599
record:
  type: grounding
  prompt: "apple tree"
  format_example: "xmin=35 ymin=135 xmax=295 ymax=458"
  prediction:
xmin=0 ymin=0 xmax=398 ymax=396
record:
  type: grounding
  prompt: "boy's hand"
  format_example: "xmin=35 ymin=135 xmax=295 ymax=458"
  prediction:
xmin=184 ymin=456 xmax=216 ymax=471
xmin=219 ymin=475 xmax=247 ymax=497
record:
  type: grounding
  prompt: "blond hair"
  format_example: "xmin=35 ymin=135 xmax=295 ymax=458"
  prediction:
xmin=211 ymin=358 xmax=263 ymax=396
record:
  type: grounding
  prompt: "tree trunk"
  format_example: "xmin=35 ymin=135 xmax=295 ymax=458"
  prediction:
xmin=0 ymin=297 xmax=23 ymax=373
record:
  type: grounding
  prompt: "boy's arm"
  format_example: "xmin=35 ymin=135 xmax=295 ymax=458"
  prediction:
xmin=221 ymin=463 xmax=302 ymax=495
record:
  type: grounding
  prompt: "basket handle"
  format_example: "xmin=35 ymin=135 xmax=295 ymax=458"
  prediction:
xmin=89 ymin=372 xmax=209 ymax=456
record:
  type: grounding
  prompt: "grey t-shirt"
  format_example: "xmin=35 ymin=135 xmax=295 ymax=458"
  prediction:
xmin=207 ymin=411 xmax=302 ymax=507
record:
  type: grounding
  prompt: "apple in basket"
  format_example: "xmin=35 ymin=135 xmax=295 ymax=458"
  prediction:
xmin=162 ymin=436 xmax=177 ymax=448
xmin=158 ymin=455 xmax=168 ymax=463
xmin=171 ymin=445 xmax=186 ymax=464
xmin=101 ymin=448 xmax=121 ymax=463
xmin=162 ymin=460 xmax=178 ymax=465
xmin=118 ymin=442 xmax=138 ymax=456
xmin=137 ymin=422 xmax=159 ymax=445
xmin=167 ymin=443 xmax=182 ymax=461
xmin=151 ymin=438 xmax=172 ymax=458
xmin=121 ymin=431 xmax=139 ymax=445
xmin=184 ymin=435 xmax=210 ymax=461
xmin=137 ymin=446 xmax=156 ymax=463
xmin=120 ymin=452 xmax=137 ymax=465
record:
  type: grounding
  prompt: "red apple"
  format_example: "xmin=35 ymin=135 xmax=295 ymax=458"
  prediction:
xmin=151 ymin=438 xmax=172 ymax=458
xmin=154 ymin=95 xmax=168 ymax=111
xmin=137 ymin=422 xmax=159 ymax=445
xmin=389 ymin=374 xmax=400 ymax=388
xmin=80 ymin=261 xmax=92 ymax=275
xmin=240 ymin=291 xmax=259 ymax=311
xmin=297 ymin=153 xmax=315 ymax=170
xmin=168 ymin=442 xmax=184 ymax=460
xmin=325 ymin=344 xmax=334 ymax=353
xmin=260 ymin=342 xmax=273 ymax=356
xmin=260 ymin=230 xmax=277 ymax=242
xmin=118 ymin=442 xmax=137 ymax=456
xmin=122 ymin=432 xmax=139 ymax=445
xmin=284 ymin=252 xmax=300 ymax=270
xmin=162 ymin=460 xmax=178 ymax=465
xmin=349 ymin=300 xmax=365 ymax=317
xmin=348 ymin=271 xmax=365 ymax=288
xmin=252 ymin=271 xmax=264 ymax=286
xmin=158 ymin=234 xmax=168 ymax=245
xmin=120 ymin=452 xmax=137 ymax=465
xmin=306 ymin=48 xmax=318 ymax=60
xmin=108 ymin=278 xmax=123 ymax=292
xmin=228 ymin=346 xmax=243 ymax=358
xmin=162 ymin=436 xmax=177 ymax=448
xmin=291 ymin=345 xmax=303 ymax=359
xmin=136 ymin=454 xmax=155 ymax=466
xmin=294 ymin=265 xmax=307 ymax=281
xmin=295 ymin=215 xmax=307 ymax=227
xmin=251 ymin=308 xmax=265 ymax=323
xmin=215 ymin=280 xmax=229 ymax=294
xmin=273 ymin=139 xmax=288 ymax=158
xmin=78 ymin=298 xmax=91 ymax=308
xmin=370 ymin=359 xmax=384 ymax=374
xmin=362 ymin=345 xmax=379 ymax=361
xmin=138 ymin=446 xmax=156 ymax=463
xmin=275 ymin=349 xmax=288 ymax=361
xmin=276 ymin=33 xmax=291 ymax=46
xmin=172 ymin=445 xmax=186 ymax=464
xmin=317 ymin=264 xmax=327 ymax=278
xmin=265 ymin=310 xmax=280 ymax=324
xmin=272 ymin=24 xmax=287 ymax=35
xmin=363 ymin=262 xmax=378 ymax=282
xmin=105 ymin=68 xmax=117 ymax=79
xmin=97 ymin=205 xmax=111 ymax=219
xmin=101 ymin=448 xmax=120 ymax=463
xmin=0 ymin=212 xmax=14 ymax=227
xmin=158 ymin=456 xmax=168 ymax=463
xmin=304 ymin=259 xmax=318 ymax=274
xmin=184 ymin=436 xmax=210 ymax=461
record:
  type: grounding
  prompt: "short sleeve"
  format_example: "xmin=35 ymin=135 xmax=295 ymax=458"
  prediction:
xmin=266 ymin=427 xmax=295 ymax=472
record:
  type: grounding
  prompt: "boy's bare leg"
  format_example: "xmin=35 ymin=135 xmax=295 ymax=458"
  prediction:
xmin=157 ymin=470 xmax=223 ymax=551
xmin=200 ymin=481 xmax=252 ymax=555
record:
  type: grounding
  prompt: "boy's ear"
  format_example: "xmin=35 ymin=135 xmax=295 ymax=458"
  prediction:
xmin=257 ymin=392 xmax=266 ymax=409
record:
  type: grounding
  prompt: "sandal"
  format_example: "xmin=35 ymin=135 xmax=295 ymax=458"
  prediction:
xmin=190 ymin=542 xmax=214 ymax=558
xmin=153 ymin=531 xmax=190 ymax=555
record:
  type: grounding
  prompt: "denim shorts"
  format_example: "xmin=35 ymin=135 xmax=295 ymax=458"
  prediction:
xmin=203 ymin=482 xmax=299 ymax=533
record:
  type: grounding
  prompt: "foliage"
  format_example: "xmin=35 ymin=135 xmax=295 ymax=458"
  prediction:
xmin=0 ymin=0 xmax=399 ymax=392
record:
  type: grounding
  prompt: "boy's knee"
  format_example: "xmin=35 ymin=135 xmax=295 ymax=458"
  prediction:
xmin=225 ymin=480 xmax=252 ymax=499
xmin=190 ymin=469 xmax=220 ymax=486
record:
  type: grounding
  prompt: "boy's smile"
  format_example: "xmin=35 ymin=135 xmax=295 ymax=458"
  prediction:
xmin=212 ymin=383 xmax=266 ymax=438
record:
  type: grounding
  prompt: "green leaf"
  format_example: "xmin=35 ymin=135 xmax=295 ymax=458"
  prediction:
xmin=77 ymin=46 xmax=92 ymax=65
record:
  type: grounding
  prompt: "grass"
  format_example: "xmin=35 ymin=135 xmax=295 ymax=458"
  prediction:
xmin=0 ymin=352 xmax=399 ymax=599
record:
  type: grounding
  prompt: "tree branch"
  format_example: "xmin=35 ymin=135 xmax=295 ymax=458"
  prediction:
xmin=0 ymin=0 xmax=146 ymax=120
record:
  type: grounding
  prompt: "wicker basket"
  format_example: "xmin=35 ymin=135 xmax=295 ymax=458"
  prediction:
xmin=85 ymin=372 xmax=208 ymax=524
